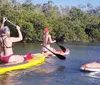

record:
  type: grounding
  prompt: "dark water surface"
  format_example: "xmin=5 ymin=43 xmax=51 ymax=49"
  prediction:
xmin=0 ymin=42 xmax=100 ymax=85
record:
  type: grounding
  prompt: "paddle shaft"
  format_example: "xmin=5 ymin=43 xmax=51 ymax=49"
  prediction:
xmin=6 ymin=19 xmax=25 ymax=33
xmin=6 ymin=19 xmax=16 ymax=27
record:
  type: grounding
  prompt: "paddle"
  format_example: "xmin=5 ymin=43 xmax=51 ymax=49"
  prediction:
xmin=33 ymin=37 xmax=66 ymax=52
xmin=42 ymin=45 xmax=66 ymax=60
xmin=30 ymin=38 xmax=66 ymax=60
xmin=6 ymin=19 xmax=26 ymax=33
xmin=6 ymin=19 xmax=16 ymax=27
xmin=55 ymin=42 xmax=66 ymax=52
xmin=6 ymin=19 xmax=66 ymax=60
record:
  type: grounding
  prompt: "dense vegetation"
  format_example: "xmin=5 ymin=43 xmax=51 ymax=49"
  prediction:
xmin=0 ymin=0 xmax=100 ymax=42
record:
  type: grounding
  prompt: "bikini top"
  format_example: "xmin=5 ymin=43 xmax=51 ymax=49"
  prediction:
xmin=2 ymin=37 xmax=12 ymax=48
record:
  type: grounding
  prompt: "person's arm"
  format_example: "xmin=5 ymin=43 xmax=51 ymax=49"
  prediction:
xmin=48 ymin=34 xmax=56 ymax=43
xmin=0 ymin=17 xmax=6 ymax=29
xmin=11 ymin=25 xmax=23 ymax=42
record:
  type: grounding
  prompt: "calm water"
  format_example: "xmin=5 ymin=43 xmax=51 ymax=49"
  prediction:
xmin=0 ymin=42 xmax=100 ymax=85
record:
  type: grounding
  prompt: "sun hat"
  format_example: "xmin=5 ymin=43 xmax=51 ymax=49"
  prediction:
xmin=43 ymin=28 xmax=49 ymax=33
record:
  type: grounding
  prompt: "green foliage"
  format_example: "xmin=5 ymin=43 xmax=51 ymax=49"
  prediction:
xmin=0 ymin=0 xmax=100 ymax=42
xmin=19 ymin=21 xmax=35 ymax=42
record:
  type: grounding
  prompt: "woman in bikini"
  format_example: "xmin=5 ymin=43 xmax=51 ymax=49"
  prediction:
xmin=0 ymin=17 xmax=32 ymax=64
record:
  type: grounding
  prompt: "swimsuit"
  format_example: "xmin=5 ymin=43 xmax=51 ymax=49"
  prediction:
xmin=0 ymin=54 xmax=13 ymax=63
xmin=2 ymin=37 xmax=12 ymax=48
xmin=42 ymin=45 xmax=51 ymax=52
xmin=0 ymin=37 xmax=12 ymax=63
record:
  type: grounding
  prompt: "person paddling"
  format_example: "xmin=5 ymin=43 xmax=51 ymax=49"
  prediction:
xmin=0 ymin=17 xmax=32 ymax=64
xmin=42 ymin=28 xmax=56 ymax=56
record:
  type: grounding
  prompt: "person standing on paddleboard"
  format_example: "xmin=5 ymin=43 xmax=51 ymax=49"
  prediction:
xmin=42 ymin=28 xmax=56 ymax=56
xmin=0 ymin=17 xmax=32 ymax=64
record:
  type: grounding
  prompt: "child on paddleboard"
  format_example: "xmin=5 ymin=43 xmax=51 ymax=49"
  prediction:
xmin=42 ymin=28 xmax=56 ymax=56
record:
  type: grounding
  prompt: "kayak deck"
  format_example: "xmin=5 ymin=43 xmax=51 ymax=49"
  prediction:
xmin=0 ymin=53 xmax=45 ymax=74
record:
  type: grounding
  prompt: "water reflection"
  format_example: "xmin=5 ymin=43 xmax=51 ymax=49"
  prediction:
xmin=0 ymin=72 xmax=22 ymax=85
xmin=84 ymin=72 xmax=100 ymax=79
xmin=0 ymin=74 xmax=10 ymax=85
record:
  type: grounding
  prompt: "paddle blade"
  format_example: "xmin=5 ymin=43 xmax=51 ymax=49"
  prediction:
xmin=43 ymin=45 xmax=66 ymax=60
xmin=56 ymin=42 xmax=66 ymax=52
xmin=59 ymin=45 xmax=66 ymax=52
xmin=55 ymin=53 xmax=66 ymax=60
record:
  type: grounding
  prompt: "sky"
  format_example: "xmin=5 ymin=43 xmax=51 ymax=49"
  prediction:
xmin=16 ymin=0 xmax=100 ymax=7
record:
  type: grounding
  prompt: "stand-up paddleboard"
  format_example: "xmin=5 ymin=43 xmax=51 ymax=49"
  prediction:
xmin=44 ymin=48 xmax=70 ymax=57
xmin=80 ymin=61 xmax=100 ymax=72
xmin=56 ymin=49 xmax=70 ymax=55
xmin=0 ymin=53 xmax=45 ymax=74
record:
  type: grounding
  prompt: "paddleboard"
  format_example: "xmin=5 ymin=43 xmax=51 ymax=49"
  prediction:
xmin=56 ymin=49 xmax=70 ymax=55
xmin=80 ymin=61 xmax=100 ymax=72
xmin=45 ymin=48 xmax=70 ymax=57
xmin=0 ymin=53 xmax=45 ymax=74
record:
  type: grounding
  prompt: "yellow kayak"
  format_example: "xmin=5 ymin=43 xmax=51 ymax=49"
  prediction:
xmin=0 ymin=53 xmax=45 ymax=74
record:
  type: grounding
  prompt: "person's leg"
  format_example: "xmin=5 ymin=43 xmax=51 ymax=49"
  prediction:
xmin=45 ymin=46 xmax=55 ymax=56
xmin=8 ymin=55 xmax=24 ymax=64
xmin=42 ymin=46 xmax=57 ymax=56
